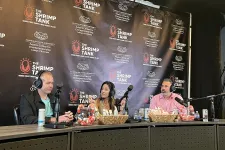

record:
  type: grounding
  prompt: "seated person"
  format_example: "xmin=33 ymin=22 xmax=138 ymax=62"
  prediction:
xmin=20 ymin=70 xmax=73 ymax=124
xmin=149 ymin=78 xmax=193 ymax=115
xmin=88 ymin=81 xmax=126 ymax=115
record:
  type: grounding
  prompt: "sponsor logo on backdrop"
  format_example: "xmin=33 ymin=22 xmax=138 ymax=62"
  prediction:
xmin=77 ymin=63 xmax=89 ymax=71
xmin=175 ymin=55 xmax=183 ymax=61
xmin=23 ymin=5 xmax=56 ymax=28
xmin=172 ymin=55 xmax=185 ymax=71
xmin=73 ymin=0 xmax=100 ymax=14
xmin=79 ymin=15 xmax=91 ymax=24
xmin=70 ymin=65 xmax=96 ymax=83
xmin=0 ymin=32 xmax=5 ymax=47
xmin=42 ymin=0 xmax=54 ymax=3
xmin=117 ymin=46 xmax=127 ymax=53
xmin=174 ymin=77 xmax=185 ymax=89
xmin=69 ymin=88 xmax=97 ymax=106
xmin=148 ymin=31 xmax=156 ymax=38
xmin=71 ymin=40 xmax=99 ymax=59
xmin=112 ymin=3 xmax=132 ymax=22
xmin=109 ymin=70 xmax=132 ymax=85
xmin=147 ymin=71 xmax=156 ymax=78
xmin=26 ymin=31 xmax=55 ymax=54
xmin=70 ymin=88 xmax=79 ymax=103
xmin=143 ymin=31 xmax=160 ymax=48
xmin=73 ymin=15 xmax=96 ymax=36
xmin=34 ymin=31 xmax=48 ymax=40
xmin=169 ymin=39 xmax=186 ymax=52
xmin=142 ymin=71 xmax=160 ymax=88
xmin=143 ymin=53 xmax=162 ymax=67
xmin=18 ymin=58 xmax=54 ymax=78
xmin=112 ymin=46 xmax=132 ymax=64
xmin=143 ymin=13 xmax=162 ymax=29
xmin=109 ymin=25 xmax=132 ymax=43
xmin=172 ymin=19 xmax=185 ymax=34
xmin=176 ymin=19 xmax=183 ymax=26
xmin=118 ymin=3 xmax=128 ymax=11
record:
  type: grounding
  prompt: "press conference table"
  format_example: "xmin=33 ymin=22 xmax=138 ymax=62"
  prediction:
xmin=0 ymin=121 xmax=225 ymax=150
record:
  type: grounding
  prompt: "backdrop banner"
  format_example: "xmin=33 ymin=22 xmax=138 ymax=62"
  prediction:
xmin=0 ymin=0 xmax=189 ymax=125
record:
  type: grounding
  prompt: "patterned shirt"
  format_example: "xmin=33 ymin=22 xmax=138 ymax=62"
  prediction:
xmin=149 ymin=93 xmax=187 ymax=114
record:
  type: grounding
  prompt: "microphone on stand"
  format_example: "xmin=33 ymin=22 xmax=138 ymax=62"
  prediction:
xmin=44 ymin=83 xmax=66 ymax=129
xmin=54 ymin=84 xmax=63 ymax=123
xmin=175 ymin=97 xmax=188 ymax=107
xmin=116 ymin=85 xmax=133 ymax=107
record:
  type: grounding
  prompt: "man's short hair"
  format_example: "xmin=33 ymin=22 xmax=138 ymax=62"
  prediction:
xmin=162 ymin=78 xmax=173 ymax=84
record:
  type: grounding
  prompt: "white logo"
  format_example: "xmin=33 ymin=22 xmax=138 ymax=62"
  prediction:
xmin=147 ymin=71 xmax=155 ymax=78
xmin=175 ymin=55 xmax=183 ymax=61
xmin=34 ymin=31 xmax=48 ymax=40
xmin=0 ymin=33 xmax=5 ymax=38
xmin=79 ymin=16 xmax=91 ymax=24
xmin=118 ymin=3 xmax=128 ymax=11
xmin=77 ymin=63 xmax=89 ymax=71
xmin=148 ymin=31 xmax=156 ymax=38
xmin=117 ymin=46 xmax=127 ymax=53
xmin=176 ymin=19 xmax=183 ymax=26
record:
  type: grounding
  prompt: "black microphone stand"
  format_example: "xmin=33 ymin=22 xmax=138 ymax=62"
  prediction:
xmin=209 ymin=97 xmax=216 ymax=121
xmin=124 ymin=95 xmax=129 ymax=116
xmin=44 ymin=85 xmax=66 ymax=129
xmin=186 ymin=93 xmax=225 ymax=122
xmin=54 ymin=87 xmax=61 ymax=123
xmin=123 ymin=95 xmax=141 ymax=123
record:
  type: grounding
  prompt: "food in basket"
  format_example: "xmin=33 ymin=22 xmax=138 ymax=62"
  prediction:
xmin=76 ymin=106 xmax=96 ymax=126
xmin=149 ymin=107 xmax=170 ymax=115
xmin=77 ymin=115 xmax=95 ymax=126
xmin=148 ymin=107 xmax=177 ymax=122
xmin=96 ymin=115 xmax=128 ymax=125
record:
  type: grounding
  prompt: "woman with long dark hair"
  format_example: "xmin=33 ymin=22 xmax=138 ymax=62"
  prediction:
xmin=90 ymin=81 xmax=126 ymax=115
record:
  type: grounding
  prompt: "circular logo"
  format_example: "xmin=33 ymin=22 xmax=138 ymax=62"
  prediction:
xmin=24 ymin=5 xmax=34 ymax=21
xmin=20 ymin=58 xmax=31 ymax=74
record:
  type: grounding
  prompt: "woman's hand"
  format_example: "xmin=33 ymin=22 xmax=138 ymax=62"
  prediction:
xmin=120 ymin=98 xmax=126 ymax=111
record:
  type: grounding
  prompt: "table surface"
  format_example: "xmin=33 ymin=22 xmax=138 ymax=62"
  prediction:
xmin=1 ymin=121 xmax=225 ymax=141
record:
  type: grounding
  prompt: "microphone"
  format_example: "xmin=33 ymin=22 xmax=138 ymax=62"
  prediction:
xmin=54 ymin=98 xmax=60 ymax=120
xmin=175 ymin=97 xmax=188 ymax=107
xmin=44 ymin=84 xmax=66 ymax=129
xmin=116 ymin=85 xmax=133 ymax=106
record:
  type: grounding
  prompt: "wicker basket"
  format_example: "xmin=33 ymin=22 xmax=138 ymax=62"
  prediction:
xmin=149 ymin=113 xmax=177 ymax=122
xmin=97 ymin=115 xmax=128 ymax=125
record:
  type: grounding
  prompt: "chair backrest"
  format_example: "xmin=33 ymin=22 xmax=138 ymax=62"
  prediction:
xmin=13 ymin=104 xmax=20 ymax=125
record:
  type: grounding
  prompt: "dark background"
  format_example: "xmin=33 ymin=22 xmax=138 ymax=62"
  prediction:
xmin=0 ymin=0 xmax=225 ymax=125
xmin=149 ymin=0 xmax=225 ymax=117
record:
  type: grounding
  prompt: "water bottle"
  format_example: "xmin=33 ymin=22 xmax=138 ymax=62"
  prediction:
xmin=144 ymin=108 xmax=149 ymax=121
xmin=139 ymin=108 xmax=145 ymax=119
xmin=202 ymin=109 xmax=208 ymax=122
xmin=194 ymin=111 xmax=200 ymax=120
xmin=38 ymin=109 xmax=45 ymax=127
xmin=133 ymin=110 xmax=138 ymax=120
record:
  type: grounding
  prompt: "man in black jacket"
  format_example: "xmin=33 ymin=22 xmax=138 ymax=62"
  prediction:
xmin=20 ymin=71 xmax=73 ymax=124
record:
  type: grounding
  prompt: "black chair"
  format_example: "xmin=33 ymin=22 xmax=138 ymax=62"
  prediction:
xmin=13 ymin=104 xmax=21 ymax=125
